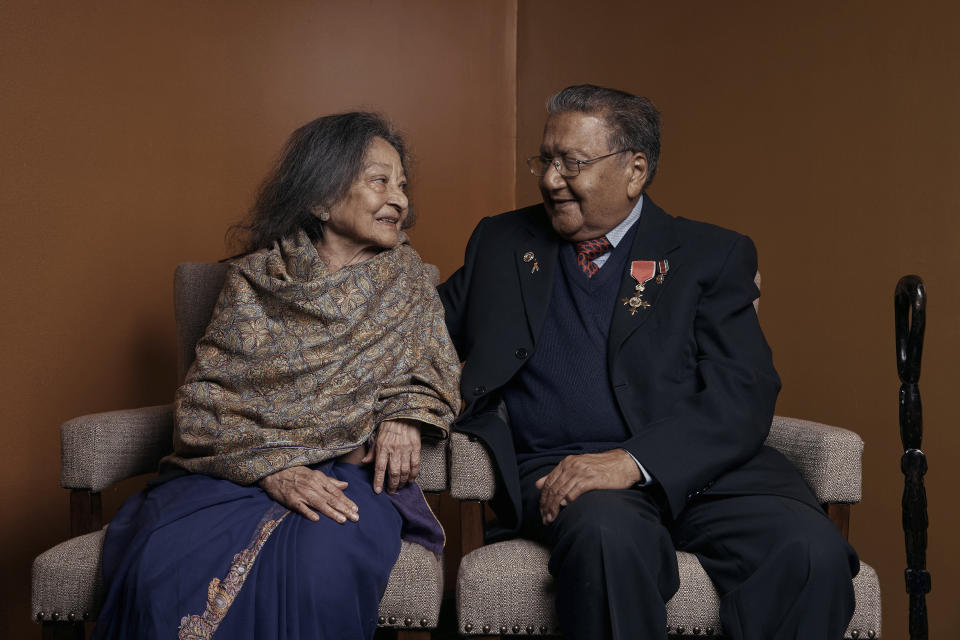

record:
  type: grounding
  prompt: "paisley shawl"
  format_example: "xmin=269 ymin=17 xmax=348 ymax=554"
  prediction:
xmin=163 ymin=229 xmax=461 ymax=484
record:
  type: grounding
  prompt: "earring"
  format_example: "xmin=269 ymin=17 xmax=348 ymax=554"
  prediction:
xmin=319 ymin=210 xmax=330 ymax=222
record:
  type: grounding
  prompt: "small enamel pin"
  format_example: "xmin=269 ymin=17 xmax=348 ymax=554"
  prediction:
xmin=523 ymin=251 xmax=539 ymax=274
xmin=622 ymin=260 xmax=656 ymax=315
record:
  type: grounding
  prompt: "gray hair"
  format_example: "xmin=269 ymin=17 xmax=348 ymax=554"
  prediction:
xmin=233 ymin=112 xmax=413 ymax=253
xmin=547 ymin=84 xmax=661 ymax=188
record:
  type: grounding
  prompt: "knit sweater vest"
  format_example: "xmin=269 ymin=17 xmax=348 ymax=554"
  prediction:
xmin=503 ymin=222 xmax=639 ymax=468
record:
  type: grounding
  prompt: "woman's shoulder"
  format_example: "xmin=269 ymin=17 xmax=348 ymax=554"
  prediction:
xmin=387 ymin=242 xmax=442 ymax=288
xmin=224 ymin=242 xmax=279 ymax=271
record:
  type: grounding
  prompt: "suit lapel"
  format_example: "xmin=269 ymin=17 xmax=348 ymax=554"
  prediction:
xmin=514 ymin=208 xmax=560 ymax=344
xmin=607 ymin=199 xmax=682 ymax=362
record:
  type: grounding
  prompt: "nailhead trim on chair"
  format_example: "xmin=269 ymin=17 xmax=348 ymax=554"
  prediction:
xmin=377 ymin=614 xmax=430 ymax=628
xmin=458 ymin=540 xmax=881 ymax=638
xmin=33 ymin=535 xmax=443 ymax=629
xmin=35 ymin=611 xmax=92 ymax=622
xmin=461 ymin=622 xmax=560 ymax=634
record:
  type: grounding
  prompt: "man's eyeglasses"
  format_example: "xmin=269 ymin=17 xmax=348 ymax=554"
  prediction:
xmin=526 ymin=149 xmax=629 ymax=178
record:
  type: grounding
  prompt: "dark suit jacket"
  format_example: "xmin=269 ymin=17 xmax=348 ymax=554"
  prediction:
xmin=438 ymin=198 xmax=819 ymax=534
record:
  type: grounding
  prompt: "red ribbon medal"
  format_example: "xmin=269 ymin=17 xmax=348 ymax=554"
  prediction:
xmin=622 ymin=260 xmax=657 ymax=315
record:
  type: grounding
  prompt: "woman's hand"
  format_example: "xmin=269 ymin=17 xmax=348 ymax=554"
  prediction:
xmin=259 ymin=466 xmax=359 ymax=524
xmin=361 ymin=419 xmax=422 ymax=494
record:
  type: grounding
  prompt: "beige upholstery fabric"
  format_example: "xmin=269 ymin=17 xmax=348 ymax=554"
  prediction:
xmin=60 ymin=404 xmax=174 ymax=492
xmin=378 ymin=541 xmax=444 ymax=629
xmin=449 ymin=416 xmax=864 ymax=505
xmin=58 ymin=402 xmax=444 ymax=493
xmin=667 ymin=551 xmax=722 ymax=632
xmin=417 ymin=438 xmax=447 ymax=492
xmin=766 ymin=415 xmax=864 ymax=503
xmin=32 ymin=531 xmax=443 ymax=628
xmin=174 ymin=262 xmax=229 ymax=383
xmin=457 ymin=539 xmax=882 ymax=638
xmin=753 ymin=271 xmax=761 ymax=312
xmin=31 ymin=529 xmax=104 ymax=621
xmin=449 ymin=431 xmax=496 ymax=501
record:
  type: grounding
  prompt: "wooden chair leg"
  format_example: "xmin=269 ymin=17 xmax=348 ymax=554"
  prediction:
xmin=41 ymin=622 xmax=84 ymax=640
xmin=396 ymin=631 xmax=432 ymax=640
xmin=70 ymin=490 xmax=102 ymax=538
xmin=826 ymin=503 xmax=851 ymax=539
xmin=459 ymin=500 xmax=485 ymax=557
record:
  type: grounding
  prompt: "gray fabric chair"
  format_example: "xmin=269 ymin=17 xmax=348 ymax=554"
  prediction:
xmin=32 ymin=262 xmax=446 ymax=639
xmin=450 ymin=277 xmax=883 ymax=639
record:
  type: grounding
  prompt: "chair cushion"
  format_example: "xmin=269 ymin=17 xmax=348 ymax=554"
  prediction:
xmin=32 ymin=531 xmax=443 ymax=629
xmin=378 ymin=541 xmax=444 ymax=629
xmin=456 ymin=539 xmax=881 ymax=638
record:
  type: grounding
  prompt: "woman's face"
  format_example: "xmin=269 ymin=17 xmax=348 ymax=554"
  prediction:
xmin=323 ymin=137 xmax=409 ymax=252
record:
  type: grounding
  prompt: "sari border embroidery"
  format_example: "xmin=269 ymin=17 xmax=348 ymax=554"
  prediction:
xmin=178 ymin=510 xmax=290 ymax=639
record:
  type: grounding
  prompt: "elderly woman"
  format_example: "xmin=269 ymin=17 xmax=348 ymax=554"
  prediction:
xmin=92 ymin=113 xmax=461 ymax=639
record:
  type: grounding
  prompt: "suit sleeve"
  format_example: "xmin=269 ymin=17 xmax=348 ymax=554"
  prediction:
xmin=437 ymin=217 xmax=489 ymax=359
xmin=622 ymin=235 xmax=780 ymax=516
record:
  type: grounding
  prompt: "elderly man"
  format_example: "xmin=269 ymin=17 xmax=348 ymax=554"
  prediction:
xmin=438 ymin=84 xmax=859 ymax=639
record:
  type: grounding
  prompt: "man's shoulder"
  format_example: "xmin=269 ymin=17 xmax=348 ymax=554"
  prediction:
xmin=480 ymin=203 xmax=548 ymax=233
xmin=645 ymin=198 xmax=754 ymax=258
xmin=672 ymin=215 xmax=748 ymax=248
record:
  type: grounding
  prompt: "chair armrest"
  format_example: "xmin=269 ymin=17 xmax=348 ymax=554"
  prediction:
xmin=417 ymin=437 xmax=447 ymax=492
xmin=61 ymin=404 xmax=174 ymax=492
xmin=449 ymin=431 xmax=497 ymax=501
xmin=766 ymin=415 xmax=864 ymax=504
xmin=448 ymin=417 xmax=864 ymax=506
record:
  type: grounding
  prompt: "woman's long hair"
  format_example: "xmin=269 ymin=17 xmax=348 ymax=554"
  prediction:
xmin=231 ymin=112 xmax=412 ymax=254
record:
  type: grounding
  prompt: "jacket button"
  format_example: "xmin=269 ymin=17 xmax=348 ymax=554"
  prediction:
xmin=473 ymin=385 xmax=486 ymax=396
xmin=515 ymin=348 xmax=529 ymax=359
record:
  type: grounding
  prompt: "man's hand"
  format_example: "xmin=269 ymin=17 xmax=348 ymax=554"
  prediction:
xmin=362 ymin=419 xmax=421 ymax=494
xmin=535 ymin=449 xmax=642 ymax=524
xmin=260 ymin=465 xmax=359 ymax=524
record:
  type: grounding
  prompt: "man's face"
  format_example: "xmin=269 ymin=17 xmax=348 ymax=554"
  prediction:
xmin=538 ymin=111 xmax=646 ymax=242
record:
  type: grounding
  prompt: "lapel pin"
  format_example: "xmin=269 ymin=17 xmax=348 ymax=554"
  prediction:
xmin=523 ymin=251 xmax=539 ymax=274
xmin=622 ymin=260 xmax=656 ymax=315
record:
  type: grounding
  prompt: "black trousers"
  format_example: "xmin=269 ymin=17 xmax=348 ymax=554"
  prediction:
xmin=518 ymin=458 xmax=860 ymax=640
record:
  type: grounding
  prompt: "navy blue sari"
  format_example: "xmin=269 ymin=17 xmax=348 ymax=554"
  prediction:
xmin=93 ymin=461 xmax=428 ymax=639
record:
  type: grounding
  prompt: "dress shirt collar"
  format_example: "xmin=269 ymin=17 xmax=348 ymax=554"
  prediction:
xmin=590 ymin=196 xmax=643 ymax=268
xmin=606 ymin=196 xmax=643 ymax=248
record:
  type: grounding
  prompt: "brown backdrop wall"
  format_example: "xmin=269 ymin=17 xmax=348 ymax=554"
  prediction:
xmin=0 ymin=1 xmax=516 ymax=635
xmin=516 ymin=1 xmax=959 ymax=638
xmin=4 ymin=1 xmax=958 ymax=638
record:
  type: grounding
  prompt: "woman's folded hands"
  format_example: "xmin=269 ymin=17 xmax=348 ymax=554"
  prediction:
xmin=259 ymin=419 xmax=422 ymax=523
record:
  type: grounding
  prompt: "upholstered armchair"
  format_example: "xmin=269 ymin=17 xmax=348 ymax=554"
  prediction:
xmin=449 ymin=279 xmax=883 ymax=639
xmin=31 ymin=262 xmax=447 ymax=640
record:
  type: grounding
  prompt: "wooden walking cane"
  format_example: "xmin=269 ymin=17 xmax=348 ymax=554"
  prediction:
xmin=894 ymin=275 xmax=930 ymax=640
